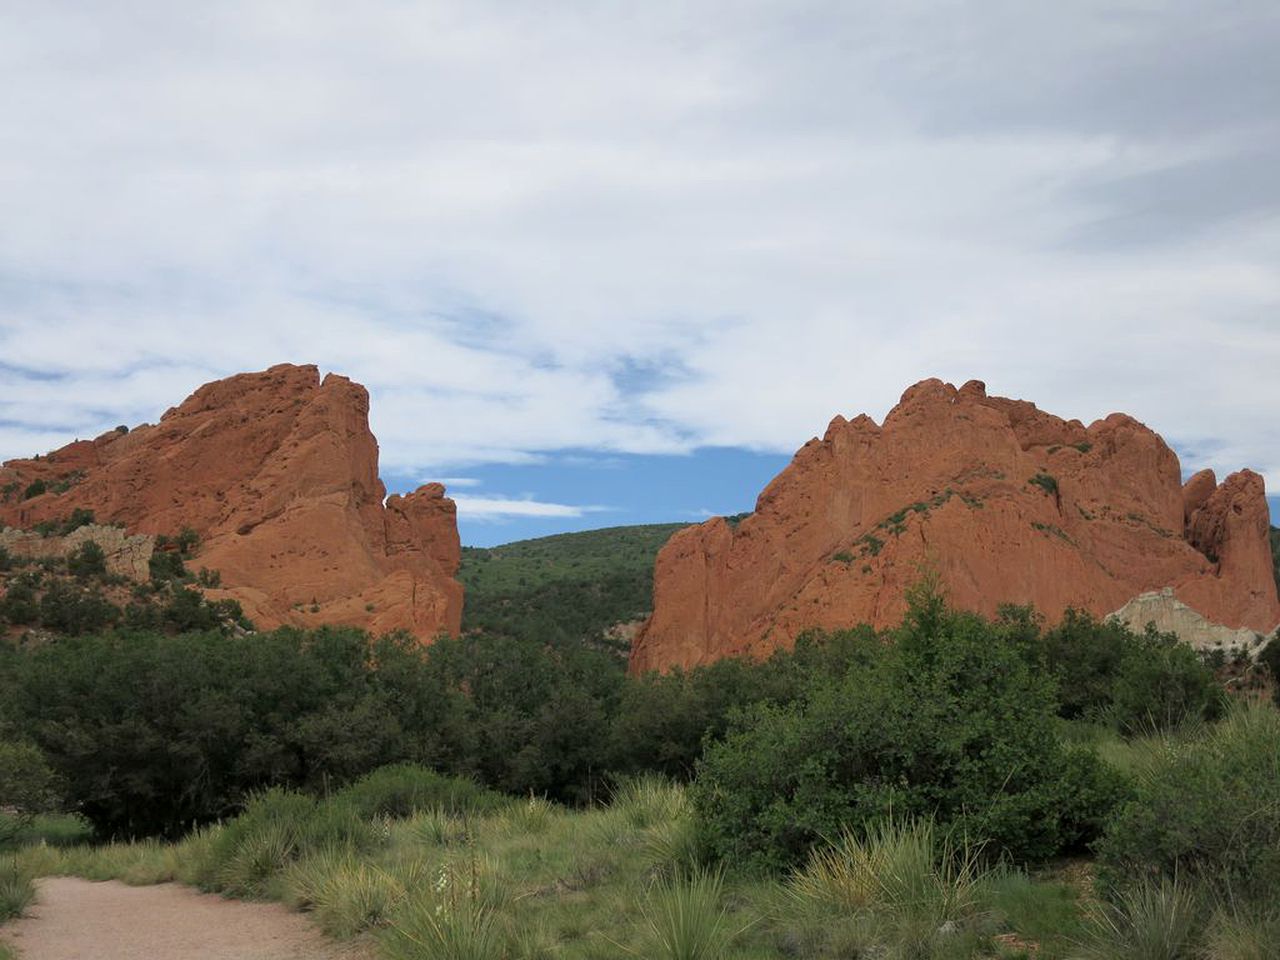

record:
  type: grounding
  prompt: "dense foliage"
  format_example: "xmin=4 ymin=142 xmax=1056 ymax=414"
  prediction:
xmin=1096 ymin=704 xmax=1280 ymax=907
xmin=459 ymin=523 xmax=686 ymax=656
xmin=0 ymin=627 xmax=626 ymax=836
xmin=0 ymin=575 xmax=1231 ymax=858
xmin=690 ymin=591 xmax=1129 ymax=870
xmin=1040 ymin=608 xmax=1224 ymax=731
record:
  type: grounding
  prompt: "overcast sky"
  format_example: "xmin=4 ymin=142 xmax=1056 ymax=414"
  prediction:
xmin=2 ymin=2 xmax=1277 ymax=543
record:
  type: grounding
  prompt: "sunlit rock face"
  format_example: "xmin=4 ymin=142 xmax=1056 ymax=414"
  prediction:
xmin=0 ymin=364 xmax=463 ymax=638
xmin=631 ymin=379 xmax=1280 ymax=674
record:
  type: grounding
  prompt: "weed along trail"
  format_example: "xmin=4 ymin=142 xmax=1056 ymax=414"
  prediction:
xmin=4 ymin=876 xmax=371 ymax=960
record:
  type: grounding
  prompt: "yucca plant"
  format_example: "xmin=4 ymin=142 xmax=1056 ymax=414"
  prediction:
xmin=281 ymin=847 xmax=355 ymax=911
xmin=639 ymin=867 xmax=740 ymax=960
xmin=1076 ymin=878 xmax=1203 ymax=960
xmin=640 ymin=815 xmax=707 ymax=878
xmin=313 ymin=860 xmax=407 ymax=938
xmin=406 ymin=806 xmax=467 ymax=847
xmin=789 ymin=818 xmax=982 ymax=925
xmin=498 ymin=795 xmax=557 ymax=836
xmin=216 ymin=819 xmax=297 ymax=897
xmin=381 ymin=853 xmax=503 ymax=960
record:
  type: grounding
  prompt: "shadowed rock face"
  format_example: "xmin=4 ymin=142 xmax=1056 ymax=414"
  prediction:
xmin=630 ymin=378 xmax=1280 ymax=674
xmin=0 ymin=364 xmax=462 ymax=638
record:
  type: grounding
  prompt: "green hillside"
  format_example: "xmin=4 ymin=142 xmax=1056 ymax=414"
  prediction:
xmin=459 ymin=523 xmax=688 ymax=657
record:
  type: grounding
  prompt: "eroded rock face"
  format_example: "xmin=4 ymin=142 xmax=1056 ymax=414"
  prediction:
xmin=0 ymin=364 xmax=462 ymax=637
xmin=0 ymin=524 xmax=155 ymax=581
xmin=1110 ymin=588 xmax=1269 ymax=656
xmin=630 ymin=378 xmax=1280 ymax=673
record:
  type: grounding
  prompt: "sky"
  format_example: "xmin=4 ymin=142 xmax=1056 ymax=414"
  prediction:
xmin=1 ymin=2 xmax=1277 ymax=546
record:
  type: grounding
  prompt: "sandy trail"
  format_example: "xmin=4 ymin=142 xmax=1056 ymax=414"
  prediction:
xmin=2 ymin=877 xmax=372 ymax=960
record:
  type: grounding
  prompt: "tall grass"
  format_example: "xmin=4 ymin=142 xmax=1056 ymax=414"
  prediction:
xmin=1203 ymin=906 xmax=1280 ymax=960
xmin=611 ymin=774 xmax=689 ymax=830
xmin=0 ymin=856 xmax=35 ymax=922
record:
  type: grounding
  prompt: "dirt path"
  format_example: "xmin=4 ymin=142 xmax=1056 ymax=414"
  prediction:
xmin=2 ymin=877 xmax=372 ymax=960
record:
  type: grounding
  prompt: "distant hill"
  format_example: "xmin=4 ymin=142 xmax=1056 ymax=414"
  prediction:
xmin=459 ymin=523 xmax=688 ymax=658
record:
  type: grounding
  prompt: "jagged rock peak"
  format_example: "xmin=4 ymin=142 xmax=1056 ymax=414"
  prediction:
xmin=0 ymin=363 xmax=463 ymax=638
xmin=630 ymin=377 xmax=1279 ymax=673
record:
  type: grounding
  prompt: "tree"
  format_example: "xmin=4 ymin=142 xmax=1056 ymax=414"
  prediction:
xmin=0 ymin=738 xmax=60 ymax=844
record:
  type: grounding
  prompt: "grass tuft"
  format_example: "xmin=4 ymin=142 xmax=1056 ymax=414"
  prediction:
xmin=1076 ymin=878 xmax=1202 ymax=960
xmin=639 ymin=867 xmax=739 ymax=960
xmin=611 ymin=774 xmax=689 ymax=830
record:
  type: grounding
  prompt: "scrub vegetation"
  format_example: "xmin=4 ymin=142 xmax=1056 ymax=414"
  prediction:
xmin=459 ymin=523 xmax=687 ymax=657
xmin=3 ymin=572 xmax=1279 ymax=958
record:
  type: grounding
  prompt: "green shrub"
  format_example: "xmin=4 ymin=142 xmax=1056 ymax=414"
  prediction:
xmin=1108 ymin=628 xmax=1224 ymax=733
xmin=1028 ymin=472 xmax=1059 ymax=496
xmin=691 ymin=588 xmax=1125 ymax=870
xmin=0 ymin=739 xmax=60 ymax=843
xmin=196 ymin=789 xmax=382 ymax=896
xmin=38 ymin=580 xmax=120 ymax=634
xmin=36 ymin=509 xmax=96 ymax=537
xmin=5 ymin=628 xmax=465 ymax=837
xmin=148 ymin=549 xmax=187 ymax=583
xmin=1095 ymin=703 xmax=1280 ymax=906
xmin=1042 ymin=609 xmax=1222 ymax=731
xmin=334 ymin=764 xmax=503 ymax=819
xmin=21 ymin=479 xmax=46 ymax=500
xmin=1258 ymin=635 xmax=1280 ymax=708
xmin=0 ymin=813 xmax=91 ymax=850
xmin=0 ymin=580 xmax=39 ymax=626
xmin=67 ymin=539 xmax=107 ymax=579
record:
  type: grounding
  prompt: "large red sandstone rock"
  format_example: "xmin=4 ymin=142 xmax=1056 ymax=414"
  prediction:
xmin=630 ymin=379 xmax=1280 ymax=673
xmin=0 ymin=364 xmax=462 ymax=637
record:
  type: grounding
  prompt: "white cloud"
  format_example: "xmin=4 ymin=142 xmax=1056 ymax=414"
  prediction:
xmin=1 ymin=2 xmax=1278 ymax=489
xmin=451 ymin=495 xmax=607 ymax=521
xmin=436 ymin=477 xmax=482 ymax=489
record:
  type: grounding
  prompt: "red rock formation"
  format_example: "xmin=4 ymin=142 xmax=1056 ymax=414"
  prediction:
xmin=0 ymin=364 xmax=462 ymax=637
xmin=630 ymin=379 xmax=1280 ymax=673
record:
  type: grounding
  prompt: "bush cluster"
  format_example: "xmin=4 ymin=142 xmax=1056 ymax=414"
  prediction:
xmin=1095 ymin=704 xmax=1280 ymax=907
xmin=1041 ymin=608 xmax=1223 ymax=731
xmin=0 ymin=581 xmax=1238 ymax=866
xmin=690 ymin=590 xmax=1129 ymax=870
